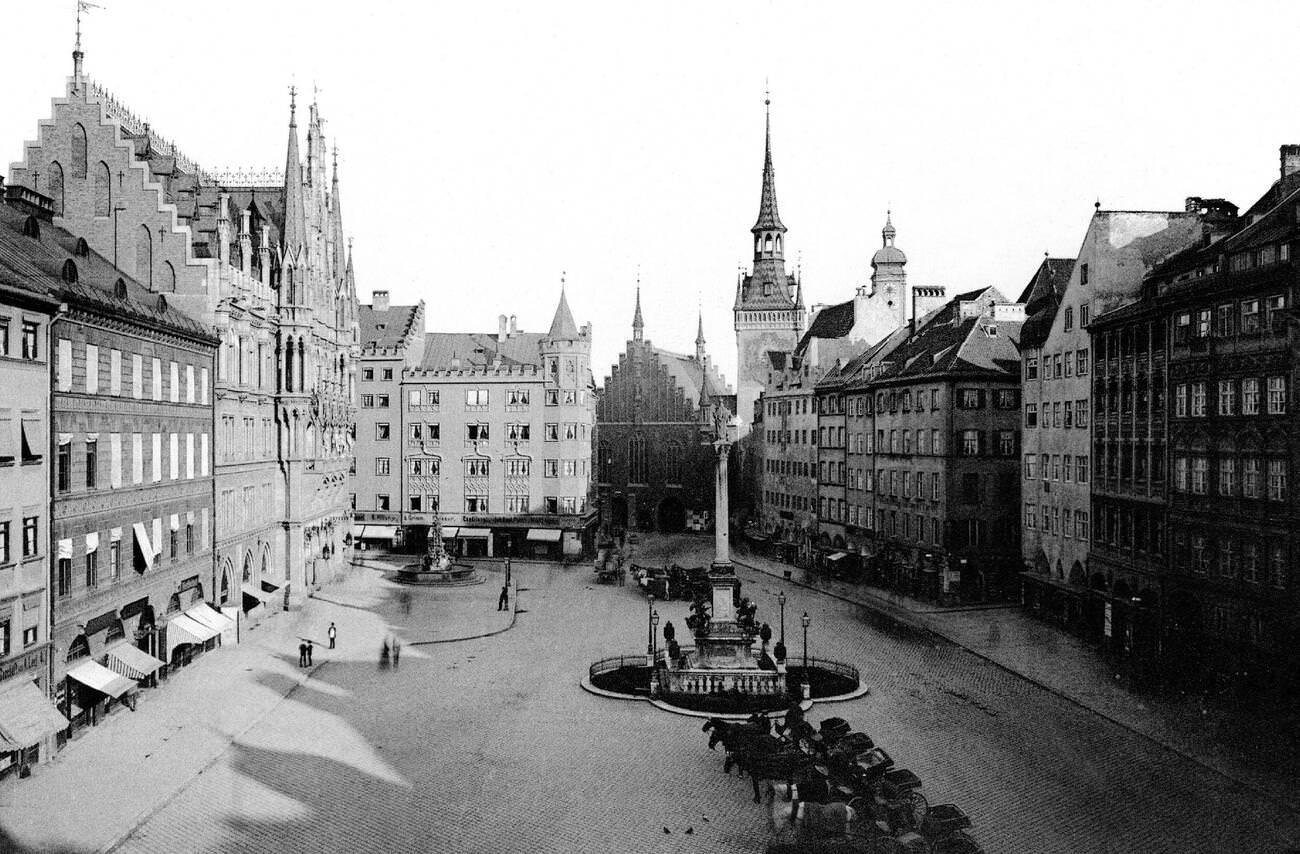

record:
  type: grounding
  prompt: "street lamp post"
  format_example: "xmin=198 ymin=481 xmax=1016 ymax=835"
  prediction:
xmin=651 ymin=609 xmax=660 ymax=661
xmin=800 ymin=611 xmax=811 ymax=700
xmin=777 ymin=591 xmax=786 ymax=644
xmin=646 ymin=593 xmax=656 ymax=662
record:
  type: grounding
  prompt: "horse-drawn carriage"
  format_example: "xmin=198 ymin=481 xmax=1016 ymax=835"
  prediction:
xmin=704 ymin=711 xmax=984 ymax=854
xmin=593 ymin=548 xmax=625 ymax=585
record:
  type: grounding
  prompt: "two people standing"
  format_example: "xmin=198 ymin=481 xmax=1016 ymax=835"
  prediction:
xmin=297 ymin=639 xmax=314 ymax=667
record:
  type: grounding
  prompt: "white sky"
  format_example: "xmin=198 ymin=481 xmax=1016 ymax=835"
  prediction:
xmin=6 ymin=1 xmax=1300 ymax=386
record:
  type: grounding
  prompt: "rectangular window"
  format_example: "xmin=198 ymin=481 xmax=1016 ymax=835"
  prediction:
xmin=1175 ymin=312 xmax=1191 ymax=343
xmin=960 ymin=430 xmax=979 ymax=456
xmin=1025 ymin=403 xmax=1037 ymax=428
xmin=0 ymin=522 xmax=7 ymax=564
xmin=1076 ymin=399 xmax=1089 ymax=428
xmin=0 ymin=317 xmax=7 ymax=357
xmin=57 ymin=438 xmax=71 ymax=492
xmin=1076 ymin=455 xmax=1088 ymax=483
xmin=1244 ymin=458 xmax=1261 ymax=498
xmin=1268 ymin=459 xmax=1287 ymax=501
xmin=151 ymin=433 xmax=162 ymax=482
xmin=1191 ymin=457 xmax=1207 ymax=495
xmin=1190 ymin=383 xmax=1206 ymax=417
xmin=465 ymin=459 xmax=490 ymax=477
xmin=376 ymin=495 xmax=390 ymax=511
xmin=85 ymin=438 xmax=97 ymax=489
xmin=1218 ymin=380 xmax=1235 ymax=416
xmin=1267 ymin=294 xmax=1288 ymax=331
xmin=997 ymin=430 xmax=1015 ymax=456
xmin=1268 ymin=376 xmax=1287 ymax=414
xmin=131 ymin=354 xmax=143 ymax=399
xmin=362 ymin=368 xmax=374 ymax=381
xmin=408 ymin=390 xmax=422 ymax=407
xmin=108 ymin=349 xmax=122 ymax=395
xmin=1219 ymin=458 xmax=1237 ymax=496
xmin=360 ymin=394 xmax=374 ymax=408
xmin=1051 ymin=454 xmax=1061 ymax=481
xmin=382 ymin=368 xmax=394 ymax=381
xmin=109 ymin=539 xmax=120 ymax=581
xmin=464 ymin=495 xmax=489 ymax=513
xmin=377 ymin=394 xmax=390 ymax=408
xmin=22 ymin=517 xmax=37 ymax=557
xmin=57 ymin=557 xmax=71 ymax=597
xmin=1216 ymin=304 xmax=1233 ymax=338
xmin=376 ymin=423 xmax=390 ymax=440
xmin=958 ymin=389 xmax=982 ymax=409
xmin=466 ymin=423 xmax=490 ymax=441
xmin=57 ymin=339 xmax=72 ymax=391
xmin=1241 ymin=299 xmax=1260 ymax=334
xmin=1064 ymin=350 xmax=1073 ymax=378
xmin=1080 ymin=263 xmax=1089 ymax=286
xmin=201 ymin=433 xmax=209 ymax=476
xmin=169 ymin=433 xmax=178 ymax=480
xmin=465 ymin=389 xmax=489 ymax=407
xmin=85 ymin=343 xmax=99 ymax=393
xmin=375 ymin=457 xmax=391 ymax=476
xmin=85 ymin=548 xmax=98 ymax=590
xmin=1024 ymin=454 xmax=1038 ymax=480
xmin=186 ymin=523 xmax=194 ymax=554
xmin=1242 ymin=378 xmax=1260 ymax=415
xmin=1053 ymin=401 xmax=1061 ymax=428
xmin=544 ymin=423 xmax=559 ymax=441
xmin=21 ymin=322 xmax=38 ymax=359
xmin=1064 ymin=307 xmax=1073 ymax=331
xmin=152 ymin=357 xmax=163 ymax=401
xmin=1076 ymin=349 xmax=1088 ymax=376
xmin=1174 ymin=457 xmax=1188 ymax=492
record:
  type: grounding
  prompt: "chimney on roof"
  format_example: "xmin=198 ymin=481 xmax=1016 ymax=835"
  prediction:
xmin=1281 ymin=144 xmax=1300 ymax=181
xmin=509 ymin=314 xmax=517 ymax=335
xmin=372 ymin=290 xmax=389 ymax=311
xmin=498 ymin=314 xmax=508 ymax=343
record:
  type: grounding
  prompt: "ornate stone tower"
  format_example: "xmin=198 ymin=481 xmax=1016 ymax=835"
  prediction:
xmin=733 ymin=96 xmax=804 ymax=433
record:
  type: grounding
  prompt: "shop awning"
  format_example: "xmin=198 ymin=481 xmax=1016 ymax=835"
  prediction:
xmin=66 ymin=660 xmax=135 ymax=699
xmin=440 ymin=527 xmax=459 ymax=538
xmin=0 ymin=679 xmax=69 ymax=748
xmin=260 ymin=579 xmax=280 ymax=594
xmin=526 ymin=529 xmax=562 ymax=543
xmin=241 ymin=585 xmax=265 ymax=612
xmin=186 ymin=603 xmax=235 ymax=634
xmin=359 ymin=525 xmax=397 ymax=540
xmin=103 ymin=642 xmax=165 ymax=681
xmin=166 ymin=614 xmax=218 ymax=657
xmin=350 ymin=524 xmax=367 ymax=539
xmin=826 ymin=552 xmax=848 ymax=562
xmin=457 ymin=528 xmax=490 ymax=538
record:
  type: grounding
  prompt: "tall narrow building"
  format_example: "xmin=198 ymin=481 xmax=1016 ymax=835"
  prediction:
xmin=734 ymin=97 xmax=805 ymax=432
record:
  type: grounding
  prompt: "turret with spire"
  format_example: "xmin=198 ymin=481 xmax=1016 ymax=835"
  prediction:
xmin=751 ymin=92 xmax=787 ymax=273
xmin=282 ymin=88 xmax=307 ymax=263
xmin=632 ymin=285 xmax=644 ymax=342
xmin=695 ymin=310 xmax=706 ymax=362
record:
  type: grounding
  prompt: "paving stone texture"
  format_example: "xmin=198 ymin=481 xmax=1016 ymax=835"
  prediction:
xmin=0 ymin=540 xmax=1296 ymax=854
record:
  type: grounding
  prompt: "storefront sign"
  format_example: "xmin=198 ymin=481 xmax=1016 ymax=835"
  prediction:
xmin=0 ymin=646 xmax=48 ymax=683
xmin=354 ymin=511 xmax=401 ymax=524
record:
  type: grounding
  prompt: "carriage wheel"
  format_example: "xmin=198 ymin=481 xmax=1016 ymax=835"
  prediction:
xmin=899 ymin=790 xmax=928 ymax=830
xmin=931 ymin=830 xmax=982 ymax=854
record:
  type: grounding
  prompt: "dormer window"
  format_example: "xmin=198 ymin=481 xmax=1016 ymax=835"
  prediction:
xmin=75 ymin=237 xmax=90 ymax=257
xmin=22 ymin=216 xmax=39 ymax=239
xmin=61 ymin=259 xmax=78 ymax=284
xmin=763 ymin=282 xmax=772 ymax=297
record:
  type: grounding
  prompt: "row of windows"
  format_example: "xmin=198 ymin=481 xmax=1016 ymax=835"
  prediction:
xmin=219 ymin=416 xmax=274 ymax=463
xmin=1025 ymin=400 xmax=1089 ymax=429
xmin=57 ymin=340 xmax=209 ymax=405
xmin=1024 ymin=504 xmax=1090 ymax=539
xmin=54 ymin=512 xmax=208 ymax=597
xmin=367 ymin=494 xmax=587 ymax=515
xmin=764 ymin=491 xmax=811 ymax=513
xmin=1173 ymin=530 xmax=1289 ymax=589
xmin=218 ymin=484 xmax=272 ymax=535
xmin=1024 ymin=349 xmax=1089 ymax=381
xmin=0 ymin=317 xmax=42 ymax=361
xmin=380 ymin=422 xmax=588 ymax=443
xmin=767 ymin=428 xmax=813 ymax=446
xmin=766 ymin=459 xmax=812 ymax=477
xmin=375 ymin=457 xmax=589 ymax=479
xmin=767 ymin=397 xmax=812 ymax=417
xmin=56 ymin=431 xmax=210 ymax=492
xmin=1173 ymin=377 xmax=1287 ymax=418
xmin=0 ymin=516 xmax=41 ymax=565
xmin=1173 ymin=294 xmax=1288 ymax=342
xmin=1024 ymin=454 xmax=1090 ymax=484
xmin=1172 ymin=455 xmax=1288 ymax=501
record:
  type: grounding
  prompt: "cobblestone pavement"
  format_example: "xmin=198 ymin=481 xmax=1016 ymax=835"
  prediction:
xmin=6 ymin=541 xmax=1300 ymax=854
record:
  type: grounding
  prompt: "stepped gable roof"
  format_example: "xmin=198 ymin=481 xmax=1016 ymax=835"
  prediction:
xmin=1018 ymin=257 xmax=1075 ymax=349
xmin=794 ymin=299 xmax=854 ymax=356
xmin=359 ymin=303 xmax=420 ymax=349
xmin=868 ymin=286 xmax=1021 ymax=383
xmin=419 ymin=331 xmax=547 ymax=371
xmin=0 ymin=203 xmax=213 ymax=343
xmin=652 ymin=347 xmax=734 ymax=408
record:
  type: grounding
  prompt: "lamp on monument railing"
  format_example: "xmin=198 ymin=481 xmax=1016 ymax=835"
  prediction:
xmin=800 ymin=611 xmax=811 ymax=699
xmin=774 ymin=591 xmax=787 ymax=663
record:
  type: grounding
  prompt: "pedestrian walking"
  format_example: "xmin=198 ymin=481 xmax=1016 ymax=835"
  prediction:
xmin=328 ymin=622 xmax=337 ymax=649
xmin=298 ymin=641 xmax=308 ymax=667
xmin=392 ymin=638 xmax=401 ymax=670
xmin=498 ymin=583 xmax=510 ymax=611
xmin=379 ymin=638 xmax=391 ymax=670
xmin=306 ymin=640 xmax=314 ymax=666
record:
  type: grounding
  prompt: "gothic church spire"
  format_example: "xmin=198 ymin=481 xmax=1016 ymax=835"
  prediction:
xmin=282 ymin=88 xmax=307 ymax=257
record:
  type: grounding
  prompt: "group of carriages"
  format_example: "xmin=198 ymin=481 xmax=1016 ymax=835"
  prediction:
xmin=629 ymin=563 xmax=711 ymax=601
xmin=701 ymin=707 xmax=984 ymax=853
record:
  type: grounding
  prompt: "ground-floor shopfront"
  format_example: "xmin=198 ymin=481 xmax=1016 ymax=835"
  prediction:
xmin=0 ymin=646 xmax=66 ymax=778
xmin=357 ymin=510 xmax=599 ymax=562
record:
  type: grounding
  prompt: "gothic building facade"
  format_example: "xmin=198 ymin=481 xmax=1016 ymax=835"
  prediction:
xmin=597 ymin=291 xmax=734 ymax=534
xmin=9 ymin=49 xmax=359 ymax=619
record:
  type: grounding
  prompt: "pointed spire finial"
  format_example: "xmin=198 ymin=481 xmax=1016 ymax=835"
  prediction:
xmin=882 ymin=209 xmax=897 ymax=247
xmin=752 ymin=83 xmax=786 ymax=241
xmin=633 ymin=282 xmax=644 ymax=341
xmin=1095 ymin=197 xmax=1101 ymax=210
xmin=289 ymin=85 xmax=298 ymax=123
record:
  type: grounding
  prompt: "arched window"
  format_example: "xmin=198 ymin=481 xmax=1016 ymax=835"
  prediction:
xmin=135 ymin=224 xmax=152 ymax=287
xmin=283 ymin=335 xmax=294 ymax=392
xmin=629 ymin=432 xmax=647 ymax=483
xmin=75 ymin=237 xmax=89 ymax=257
xmin=61 ymin=259 xmax=78 ymax=284
xmin=160 ymin=260 xmax=176 ymax=292
xmin=764 ymin=234 xmax=773 ymax=253
xmin=284 ymin=267 xmax=295 ymax=304
xmin=47 ymin=161 xmax=64 ymax=216
xmin=776 ymin=235 xmax=782 ymax=254
xmin=22 ymin=216 xmax=40 ymax=239
xmin=94 ymin=162 xmax=111 ymax=217
xmin=70 ymin=124 xmax=88 ymax=178
xmin=114 ymin=278 xmax=127 ymax=299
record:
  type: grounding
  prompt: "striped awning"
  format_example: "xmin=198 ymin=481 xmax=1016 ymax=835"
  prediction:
xmin=66 ymin=660 xmax=135 ymax=699
xmin=166 ymin=614 xmax=218 ymax=657
xmin=185 ymin=603 xmax=234 ymax=634
xmin=0 ymin=680 xmax=69 ymax=748
xmin=103 ymin=642 xmax=165 ymax=681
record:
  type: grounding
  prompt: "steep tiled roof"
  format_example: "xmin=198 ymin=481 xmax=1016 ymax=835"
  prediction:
xmin=1018 ymin=257 xmax=1074 ymax=349
xmin=654 ymin=348 xmax=734 ymax=408
xmin=868 ymin=287 xmax=1021 ymax=384
xmin=794 ymin=299 xmax=854 ymax=356
xmin=359 ymin=303 xmax=421 ymax=349
xmin=419 ymin=332 xmax=547 ymax=370
xmin=547 ymin=289 xmax=579 ymax=340
xmin=0 ymin=202 xmax=214 ymax=342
